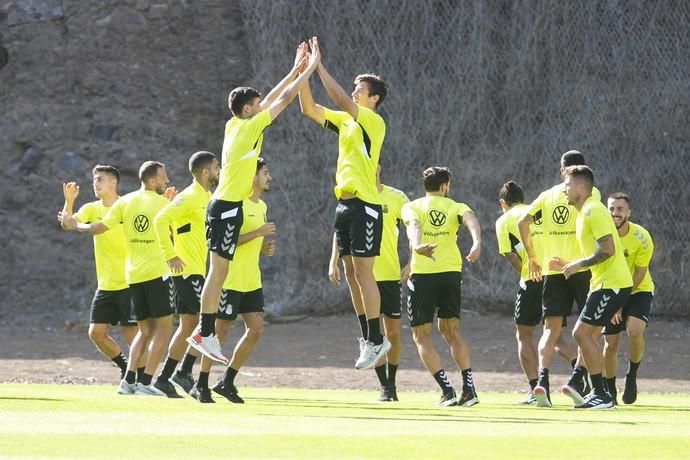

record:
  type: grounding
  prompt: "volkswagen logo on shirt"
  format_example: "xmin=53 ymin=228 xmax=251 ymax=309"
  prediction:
xmin=133 ymin=214 xmax=151 ymax=233
xmin=429 ymin=209 xmax=447 ymax=227
xmin=552 ymin=205 xmax=570 ymax=225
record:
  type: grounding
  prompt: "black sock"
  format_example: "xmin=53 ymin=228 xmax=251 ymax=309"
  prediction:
xmin=538 ymin=368 xmax=549 ymax=388
xmin=605 ymin=377 xmax=617 ymax=397
xmin=367 ymin=318 xmax=383 ymax=345
xmin=139 ymin=372 xmax=153 ymax=386
xmin=179 ymin=353 xmax=197 ymax=375
xmin=529 ymin=378 xmax=538 ymax=390
xmin=357 ymin=314 xmax=368 ymax=340
xmin=590 ymin=373 xmax=604 ymax=395
xmin=125 ymin=370 xmax=136 ymax=384
xmin=222 ymin=367 xmax=239 ymax=386
xmin=571 ymin=359 xmax=577 ymax=369
xmin=387 ymin=363 xmax=398 ymax=386
xmin=158 ymin=357 xmax=179 ymax=382
xmin=111 ymin=353 xmax=127 ymax=373
xmin=432 ymin=369 xmax=454 ymax=393
xmin=461 ymin=368 xmax=474 ymax=391
xmin=200 ymin=313 xmax=215 ymax=337
xmin=136 ymin=367 xmax=145 ymax=382
xmin=627 ymin=360 xmax=641 ymax=378
xmin=571 ymin=365 xmax=588 ymax=384
xmin=197 ymin=371 xmax=210 ymax=390
xmin=374 ymin=364 xmax=388 ymax=386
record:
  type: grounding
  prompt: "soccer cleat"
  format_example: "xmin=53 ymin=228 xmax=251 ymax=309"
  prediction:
xmin=186 ymin=330 xmax=229 ymax=365
xmin=622 ymin=375 xmax=638 ymax=405
xmin=154 ymin=378 xmax=183 ymax=398
xmin=519 ymin=392 xmax=537 ymax=405
xmin=378 ymin=386 xmax=392 ymax=402
xmin=358 ymin=337 xmax=366 ymax=355
xmin=355 ymin=337 xmax=392 ymax=370
xmin=458 ymin=387 xmax=479 ymax=407
xmin=377 ymin=385 xmax=398 ymax=402
xmin=574 ymin=391 xmax=614 ymax=409
xmin=134 ymin=382 xmax=166 ymax=397
xmin=190 ymin=384 xmax=215 ymax=404
xmin=117 ymin=379 xmax=136 ymax=395
xmin=437 ymin=390 xmax=458 ymax=407
xmin=533 ymin=385 xmax=552 ymax=408
xmin=561 ymin=383 xmax=585 ymax=406
xmin=212 ymin=381 xmax=245 ymax=404
xmin=388 ymin=385 xmax=399 ymax=402
xmin=171 ymin=371 xmax=195 ymax=394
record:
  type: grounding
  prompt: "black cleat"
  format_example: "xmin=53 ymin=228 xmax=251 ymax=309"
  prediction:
xmin=574 ymin=391 xmax=614 ymax=409
xmin=190 ymin=383 xmax=215 ymax=404
xmin=622 ymin=375 xmax=638 ymax=405
xmin=458 ymin=387 xmax=479 ymax=407
xmin=212 ymin=381 xmax=245 ymax=404
xmin=388 ymin=384 xmax=399 ymax=402
xmin=437 ymin=390 xmax=458 ymax=407
xmin=154 ymin=378 xmax=183 ymax=398
xmin=171 ymin=371 xmax=195 ymax=394
xmin=377 ymin=385 xmax=399 ymax=402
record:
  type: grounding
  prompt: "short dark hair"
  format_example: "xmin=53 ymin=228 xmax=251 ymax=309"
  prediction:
xmin=228 ymin=86 xmax=262 ymax=117
xmin=92 ymin=164 xmax=120 ymax=184
xmin=422 ymin=166 xmax=452 ymax=192
xmin=564 ymin=165 xmax=594 ymax=188
xmin=188 ymin=151 xmax=216 ymax=175
xmin=256 ymin=156 xmax=266 ymax=173
xmin=608 ymin=192 xmax=630 ymax=203
xmin=354 ymin=74 xmax=388 ymax=108
xmin=499 ymin=181 xmax=525 ymax=206
xmin=561 ymin=150 xmax=586 ymax=168
xmin=138 ymin=161 xmax=164 ymax=183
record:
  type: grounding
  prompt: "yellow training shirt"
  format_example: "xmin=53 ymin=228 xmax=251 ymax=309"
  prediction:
xmin=373 ymin=185 xmax=410 ymax=282
xmin=619 ymin=221 xmax=654 ymax=294
xmin=154 ymin=180 xmax=211 ymax=277
xmin=214 ymin=109 xmax=272 ymax=202
xmin=102 ymin=189 xmax=170 ymax=284
xmin=223 ymin=198 xmax=267 ymax=292
xmin=74 ymin=200 xmax=128 ymax=291
xmin=526 ymin=183 xmax=601 ymax=275
xmin=402 ymin=196 xmax=473 ymax=275
xmin=576 ymin=196 xmax=633 ymax=291
xmin=323 ymin=106 xmax=385 ymax=205
xmin=495 ymin=203 xmax=544 ymax=282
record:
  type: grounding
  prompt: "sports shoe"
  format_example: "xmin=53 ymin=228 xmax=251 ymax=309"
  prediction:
xmin=377 ymin=385 xmax=398 ymax=402
xmin=561 ymin=383 xmax=585 ymax=406
xmin=154 ymin=378 xmax=183 ymax=398
xmin=117 ymin=379 xmax=136 ymax=395
xmin=437 ymin=390 xmax=458 ymax=407
xmin=458 ymin=387 xmax=479 ymax=407
xmin=186 ymin=330 xmax=229 ymax=365
xmin=171 ymin=371 xmax=195 ymax=394
xmin=622 ymin=375 xmax=638 ymax=405
xmin=212 ymin=381 xmax=245 ymax=404
xmin=574 ymin=391 xmax=614 ymax=409
xmin=533 ymin=385 xmax=552 ymax=408
xmin=519 ymin=392 xmax=537 ymax=405
xmin=358 ymin=337 xmax=366 ymax=354
xmin=355 ymin=337 xmax=392 ymax=370
xmin=190 ymin=383 xmax=215 ymax=404
xmin=388 ymin=385 xmax=399 ymax=402
xmin=134 ymin=382 xmax=166 ymax=396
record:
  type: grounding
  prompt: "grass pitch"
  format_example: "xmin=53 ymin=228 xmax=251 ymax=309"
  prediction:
xmin=1 ymin=384 xmax=689 ymax=459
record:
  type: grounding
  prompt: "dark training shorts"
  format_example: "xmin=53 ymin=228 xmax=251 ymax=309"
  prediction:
xmin=542 ymin=271 xmax=591 ymax=317
xmin=334 ymin=198 xmax=383 ymax=258
xmin=173 ymin=275 xmax=204 ymax=315
xmin=602 ymin=291 xmax=653 ymax=335
xmin=206 ymin=199 xmax=243 ymax=260
xmin=407 ymin=272 xmax=462 ymax=327
xmin=90 ymin=288 xmax=136 ymax=326
xmin=378 ymin=280 xmax=402 ymax=319
xmin=217 ymin=288 xmax=264 ymax=321
xmin=129 ymin=276 xmax=175 ymax=321
xmin=514 ymin=280 xmax=543 ymax=326
xmin=579 ymin=287 xmax=632 ymax=327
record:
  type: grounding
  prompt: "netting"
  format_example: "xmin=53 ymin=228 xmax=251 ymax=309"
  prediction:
xmin=237 ymin=0 xmax=690 ymax=316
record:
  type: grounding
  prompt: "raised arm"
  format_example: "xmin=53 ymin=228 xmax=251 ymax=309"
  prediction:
xmin=462 ymin=210 xmax=481 ymax=263
xmin=61 ymin=182 xmax=79 ymax=225
xmin=299 ymin=73 xmax=326 ymax=125
xmin=518 ymin=213 xmax=542 ymax=282
xmin=316 ymin=61 xmax=358 ymax=120
xmin=260 ymin=42 xmax=308 ymax=110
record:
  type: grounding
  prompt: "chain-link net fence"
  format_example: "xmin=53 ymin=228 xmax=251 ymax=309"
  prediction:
xmin=237 ymin=0 xmax=689 ymax=317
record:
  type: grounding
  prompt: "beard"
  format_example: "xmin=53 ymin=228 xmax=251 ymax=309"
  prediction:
xmin=614 ymin=216 xmax=628 ymax=229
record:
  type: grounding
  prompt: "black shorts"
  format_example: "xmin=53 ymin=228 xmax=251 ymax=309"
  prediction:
xmin=334 ymin=198 xmax=383 ymax=258
xmin=406 ymin=272 xmax=462 ymax=327
xmin=129 ymin=276 xmax=175 ymax=321
xmin=217 ymin=288 xmax=264 ymax=321
xmin=206 ymin=199 xmax=243 ymax=260
xmin=542 ymin=271 xmax=591 ymax=317
xmin=90 ymin=288 xmax=136 ymax=326
xmin=514 ymin=280 xmax=543 ymax=326
xmin=602 ymin=292 xmax=653 ymax=335
xmin=579 ymin=287 xmax=632 ymax=327
xmin=173 ymin=275 xmax=204 ymax=315
xmin=378 ymin=281 xmax=402 ymax=319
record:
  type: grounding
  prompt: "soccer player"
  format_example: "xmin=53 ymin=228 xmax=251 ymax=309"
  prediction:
xmin=61 ymin=161 xmax=177 ymax=396
xmin=401 ymin=167 xmax=481 ymax=407
xmin=495 ymin=181 xmax=578 ymax=404
xmin=328 ymin=164 xmax=409 ymax=401
xmin=190 ymin=157 xmax=275 ymax=404
xmin=299 ymin=37 xmax=391 ymax=369
xmin=152 ymin=151 xmax=220 ymax=396
xmin=518 ymin=150 xmax=598 ymax=407
xmin=556 ymin=166 xmax=632 ymax=409
xmin=602 ymin=192 xmax=654 ymax=405
xmin=189 ymin=40 xmax=321 ymax=364
xmin=59 ymin=165 xmax=137 ymax=379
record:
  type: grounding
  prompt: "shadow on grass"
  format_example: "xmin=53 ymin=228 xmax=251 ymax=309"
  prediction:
xmin=0 ymin=397 xmax=66 ymax=402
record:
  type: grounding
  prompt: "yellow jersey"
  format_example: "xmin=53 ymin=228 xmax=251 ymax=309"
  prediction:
xmin=154 ymin=180 xmax=211 ymax=277
xmin=214 ymin=109 xmax=272 ymax=202
xmin=223 ymin=198 xmax=267 ymax=292
xmin=576 ymin=196 xmax=633 ymax=291
xmin=323 ymin=106 xmax=385 ymax=205
xmin=402 ymin=196 xmax=474 ymax=275
xmin=495 ymin=203 xmax=544 ymax=282
xmin=102 ymin=189 xmax=170 ymax=284
xmin=619 ymin=222 xmax=654 ymax=294
xmin=373 ymin=185 xmax=409 ymax=281
xmin=74 ymin=200 xmax=128 ymax=291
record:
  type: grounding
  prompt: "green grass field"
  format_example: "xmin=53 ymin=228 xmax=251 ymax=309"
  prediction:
xmin=1 ymin=384 xmax=689 ymax=459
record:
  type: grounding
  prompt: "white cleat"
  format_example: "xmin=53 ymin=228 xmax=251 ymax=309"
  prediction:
xmin=355 ymin=337 xmax=392 ymax=370
xmin=186 ymin=329 xmax=229 ymax=365
xmin=134 ymin=383 xmax=166 ymax=397
xmin=117 ymin=379 xmax=136 ymax=395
